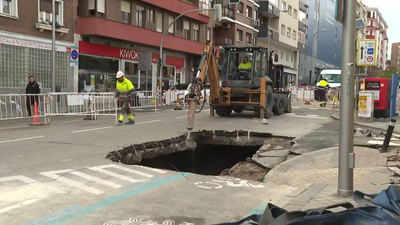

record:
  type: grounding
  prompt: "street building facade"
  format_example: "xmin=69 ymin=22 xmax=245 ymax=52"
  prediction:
xmin=76 ymin=0 xmax=211 ymax=94
xmin=365 ymin=7 xmax=389 ymax=73
xmin=390 ymin=43 xmax=400 ymax=72
xmin=0 ymin=0 xmax=77 ymax=94
xmin=298 ymin=0 xmax=342 ymax=85
xmin=255 ymin=0 xmax=302 ymax=85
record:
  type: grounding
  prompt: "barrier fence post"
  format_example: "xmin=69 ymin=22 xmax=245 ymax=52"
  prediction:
xmin=382 ymin=119 xmax=396 ymax=152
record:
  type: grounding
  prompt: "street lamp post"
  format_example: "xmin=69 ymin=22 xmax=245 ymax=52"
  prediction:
xmin=309 ymin=28 xmax=327 ymax=85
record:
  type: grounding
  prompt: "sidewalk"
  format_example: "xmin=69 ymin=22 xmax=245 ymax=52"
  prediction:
xmin=265 ymin=146 xmax=394 ymax=211
xmin=331 ymin=112 xmax=400 ymax=134
xmin=291 ymin=101 xmax=337 ymax=111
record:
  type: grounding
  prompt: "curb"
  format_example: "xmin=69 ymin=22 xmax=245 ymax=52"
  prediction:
xmin=330 ymin=113 xmax=400 ymax=134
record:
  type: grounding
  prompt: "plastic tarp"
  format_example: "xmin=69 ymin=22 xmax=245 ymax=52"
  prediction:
xmin=212 ymin=185 xmax=400 ymax=225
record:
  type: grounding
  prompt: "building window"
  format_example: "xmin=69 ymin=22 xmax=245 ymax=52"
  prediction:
xmin=237 ymin=29 xmax=243 ymax=42
xmin=287 ymin=27 xmax=291 ymax=38
xmin=156 ymin=11 xmax=162 ymax=32
xmin=286 ymin=53 xmax=289 ymax=61
xmin=0 ymin=0 xmax=18 ymax=17
xmin=39 ymin=0 xmax=64 ymax=25
xmin=237 ymin=2 xmax=243 ymax=14
xmin=282 ymin=1 xmax=286 ymax=10
xmin=246 ymin=6 xmax=252 ymax=18
xmin=183 ymin=20 xmax=190 ymax=39
xmin=199 ymin=0 xmax=210 ymax=16
xmin=281 ymin=24 xmax=285 ymax=35
xmin=121 ymin=0 xmax=131 ymax=24
xmin=288 ymin=5 xmax=292 ymax=15
xmin=207 ymin=28 xmax=211 ymax=40
xmin=147 ymin=8 xmax=154 ymax=23
xmin=177 ymin=19 xmax=183 ymax=31
xmin=193 ymin=24 xmax=199 ymax=41
xmin=88 ymin=0 xmax=105 ymax=17
xmin=292 ymin=30 xmax=296 ymax=40
xmin=136 ymin=5 xmax=144 ymax=27
xmin=246 ymin=33 xmax=251 ymax=44
xmin=0 ymin=44 xmax=68 ymax=89
xmin=168 ymin=16 xmax=174 ymax=34
xmin=291 ymin=54 xmax=294 ymax=62
xmin=293 ymin=9 xmax=297 ymax=19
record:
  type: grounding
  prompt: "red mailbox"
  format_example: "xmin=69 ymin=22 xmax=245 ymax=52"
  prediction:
xmin=364 ymin=78 xmax=392 ymax=118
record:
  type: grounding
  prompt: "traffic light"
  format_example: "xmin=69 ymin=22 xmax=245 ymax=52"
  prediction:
xmin=214 ymin=4 xmax=222 ymax=21
xmin=228 ymin=0 xmax=241 ymax=4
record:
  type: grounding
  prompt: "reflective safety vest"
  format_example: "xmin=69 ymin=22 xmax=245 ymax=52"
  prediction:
xmin=238 ymin=62 xmax=252 ymax=69
xmin=316 ymin=80 xmax=329 ymax=91
xmin=116 ymin=78 xmax=134 ymax=91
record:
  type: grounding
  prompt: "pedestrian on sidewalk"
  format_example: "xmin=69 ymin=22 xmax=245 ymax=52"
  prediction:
xmin=315 ymin=78 xmax=330 ymax=107
xmin=25 ymin=76 xmax=41 ymax=117
xmin=115 ymin=71 xmax=135 ymax=125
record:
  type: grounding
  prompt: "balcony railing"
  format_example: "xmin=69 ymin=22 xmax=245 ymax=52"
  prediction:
xmin=222 ymin=7 xmax=235 ymax=20
xmin=215 ymin=37 xmax=234 ymax=46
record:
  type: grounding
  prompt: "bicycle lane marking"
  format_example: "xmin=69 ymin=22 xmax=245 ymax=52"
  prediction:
xmin=41 ymin=172 xmax=191 ymax=225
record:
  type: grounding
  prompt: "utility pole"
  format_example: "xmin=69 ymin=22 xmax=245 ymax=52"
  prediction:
xmin=338 ymin=0 xmax=356 ymax=197
xmin=52 ymin=0 xmax=56 ymax=92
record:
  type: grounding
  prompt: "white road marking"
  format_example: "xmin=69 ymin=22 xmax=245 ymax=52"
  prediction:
xmin=292 ymin=107 xmax=300 ymax=109
xmin=135 ymin=165 xmax=167 ymax=174
xmin=88 ymin=164 xmax=150 ymax=183
xmin=0 ymin=136 xmax=45 ymax=144
xmin=40 ymin=170 xmax=104 ymax=195
xmin=0 ymin=175 xmax=64 ymax=214
xmin=136 ymin=120 xmax=161 ymax=125
xmin=0 ymin=199 xmax=41 ymax=214
xmin=72 ymin=126 xmax=112 ymax=134
xmin=176 ymin=116 xmax=187 ymax=119
xmin=70 ymin=171 xmax=121 ymax=188
xmin=306 ymin=114 xmax=319 ymax=117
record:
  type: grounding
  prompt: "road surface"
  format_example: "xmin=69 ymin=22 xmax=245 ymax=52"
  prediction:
xmin=0 ymin=106 xmax=367 ymax=224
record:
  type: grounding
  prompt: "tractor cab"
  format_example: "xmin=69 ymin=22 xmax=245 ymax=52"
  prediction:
xmin=219 ymin=46 xmax=273 ymax=89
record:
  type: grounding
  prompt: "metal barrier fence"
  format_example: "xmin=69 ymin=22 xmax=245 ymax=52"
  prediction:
xmin=0 ymin=91 xmax=160 ymax=125
xmin=0 ymin=94 xmax=48 ymax=122
xmin=46 ymin=92 xmax=118 ymax=122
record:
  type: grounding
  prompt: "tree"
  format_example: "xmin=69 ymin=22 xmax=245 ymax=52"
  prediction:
xmin=370 ymin=67 xmax=398 ymax=78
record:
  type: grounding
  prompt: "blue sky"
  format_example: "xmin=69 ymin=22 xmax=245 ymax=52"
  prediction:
xmin=362 ymin=0 xmax=399 ymax=59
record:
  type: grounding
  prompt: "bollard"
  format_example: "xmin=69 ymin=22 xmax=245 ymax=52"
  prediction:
xmin=382 ymin=119 xmax=396 ymax=152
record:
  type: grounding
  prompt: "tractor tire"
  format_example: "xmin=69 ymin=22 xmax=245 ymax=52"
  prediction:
xmin=273 ymin=95 xmax=285 ymax=115
xmin=216 ymin=106 xmax=232 ymax=117
xmin=264 ymin=85 xmax=274 ymax=118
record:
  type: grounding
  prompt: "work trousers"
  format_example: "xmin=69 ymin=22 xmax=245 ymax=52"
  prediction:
xmin=26 ymin=95 xmax=39 ymax=117
xmin=119 ymin=101 xmax=134 ymax=122
xmin=315 ymin=89 xmax=327 ymax=104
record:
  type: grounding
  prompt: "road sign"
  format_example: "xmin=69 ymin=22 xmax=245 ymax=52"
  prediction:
xmin=70 ymin=46 xmax=79 ymax=67
xmin=357 ymin=39 xmax=377 ymax=66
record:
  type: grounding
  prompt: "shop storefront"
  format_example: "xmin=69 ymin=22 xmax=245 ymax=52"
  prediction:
xmin=0 ymin=31 xmax=74 ymax=93
xmin=78 ymin=41 xmax=185 ymax=94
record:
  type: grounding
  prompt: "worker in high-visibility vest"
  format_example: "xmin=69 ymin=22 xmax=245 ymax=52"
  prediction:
xmin=115 ymin=71 xmax=135 ymax=125
xmin=315 ymin=78 xmax=330 ymax=107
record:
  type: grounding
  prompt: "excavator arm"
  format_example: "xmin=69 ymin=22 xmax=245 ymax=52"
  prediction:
xmin=186 ymin=40 xmax=221 ymax=137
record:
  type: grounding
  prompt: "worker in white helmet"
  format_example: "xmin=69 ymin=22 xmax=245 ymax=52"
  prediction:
xmin=115 ymin=71 xmax=135 ymax=125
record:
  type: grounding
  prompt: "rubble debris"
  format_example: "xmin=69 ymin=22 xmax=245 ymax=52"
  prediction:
xmin=220 ymin=161 xmax=268 ymax=182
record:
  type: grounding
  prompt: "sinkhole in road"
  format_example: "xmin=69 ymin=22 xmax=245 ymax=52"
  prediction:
xmin=139 ymin=143 xmax=260 ymax=176
xmin=106 ymin=130 xmax=295 ymax=181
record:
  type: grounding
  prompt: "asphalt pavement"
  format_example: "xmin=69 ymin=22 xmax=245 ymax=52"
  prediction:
xmin=0 ymin=105 xmax=342 ymax=224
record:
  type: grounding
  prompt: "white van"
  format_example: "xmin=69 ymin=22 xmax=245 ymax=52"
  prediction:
xmin=317 ymin=69 xmax=341 ymax=88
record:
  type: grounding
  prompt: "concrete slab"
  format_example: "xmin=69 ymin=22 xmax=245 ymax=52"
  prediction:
xmin=259 ymin=149 xmax=290 ymax=157
xmin=252 ymin=156 xmax=286 ymax=169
